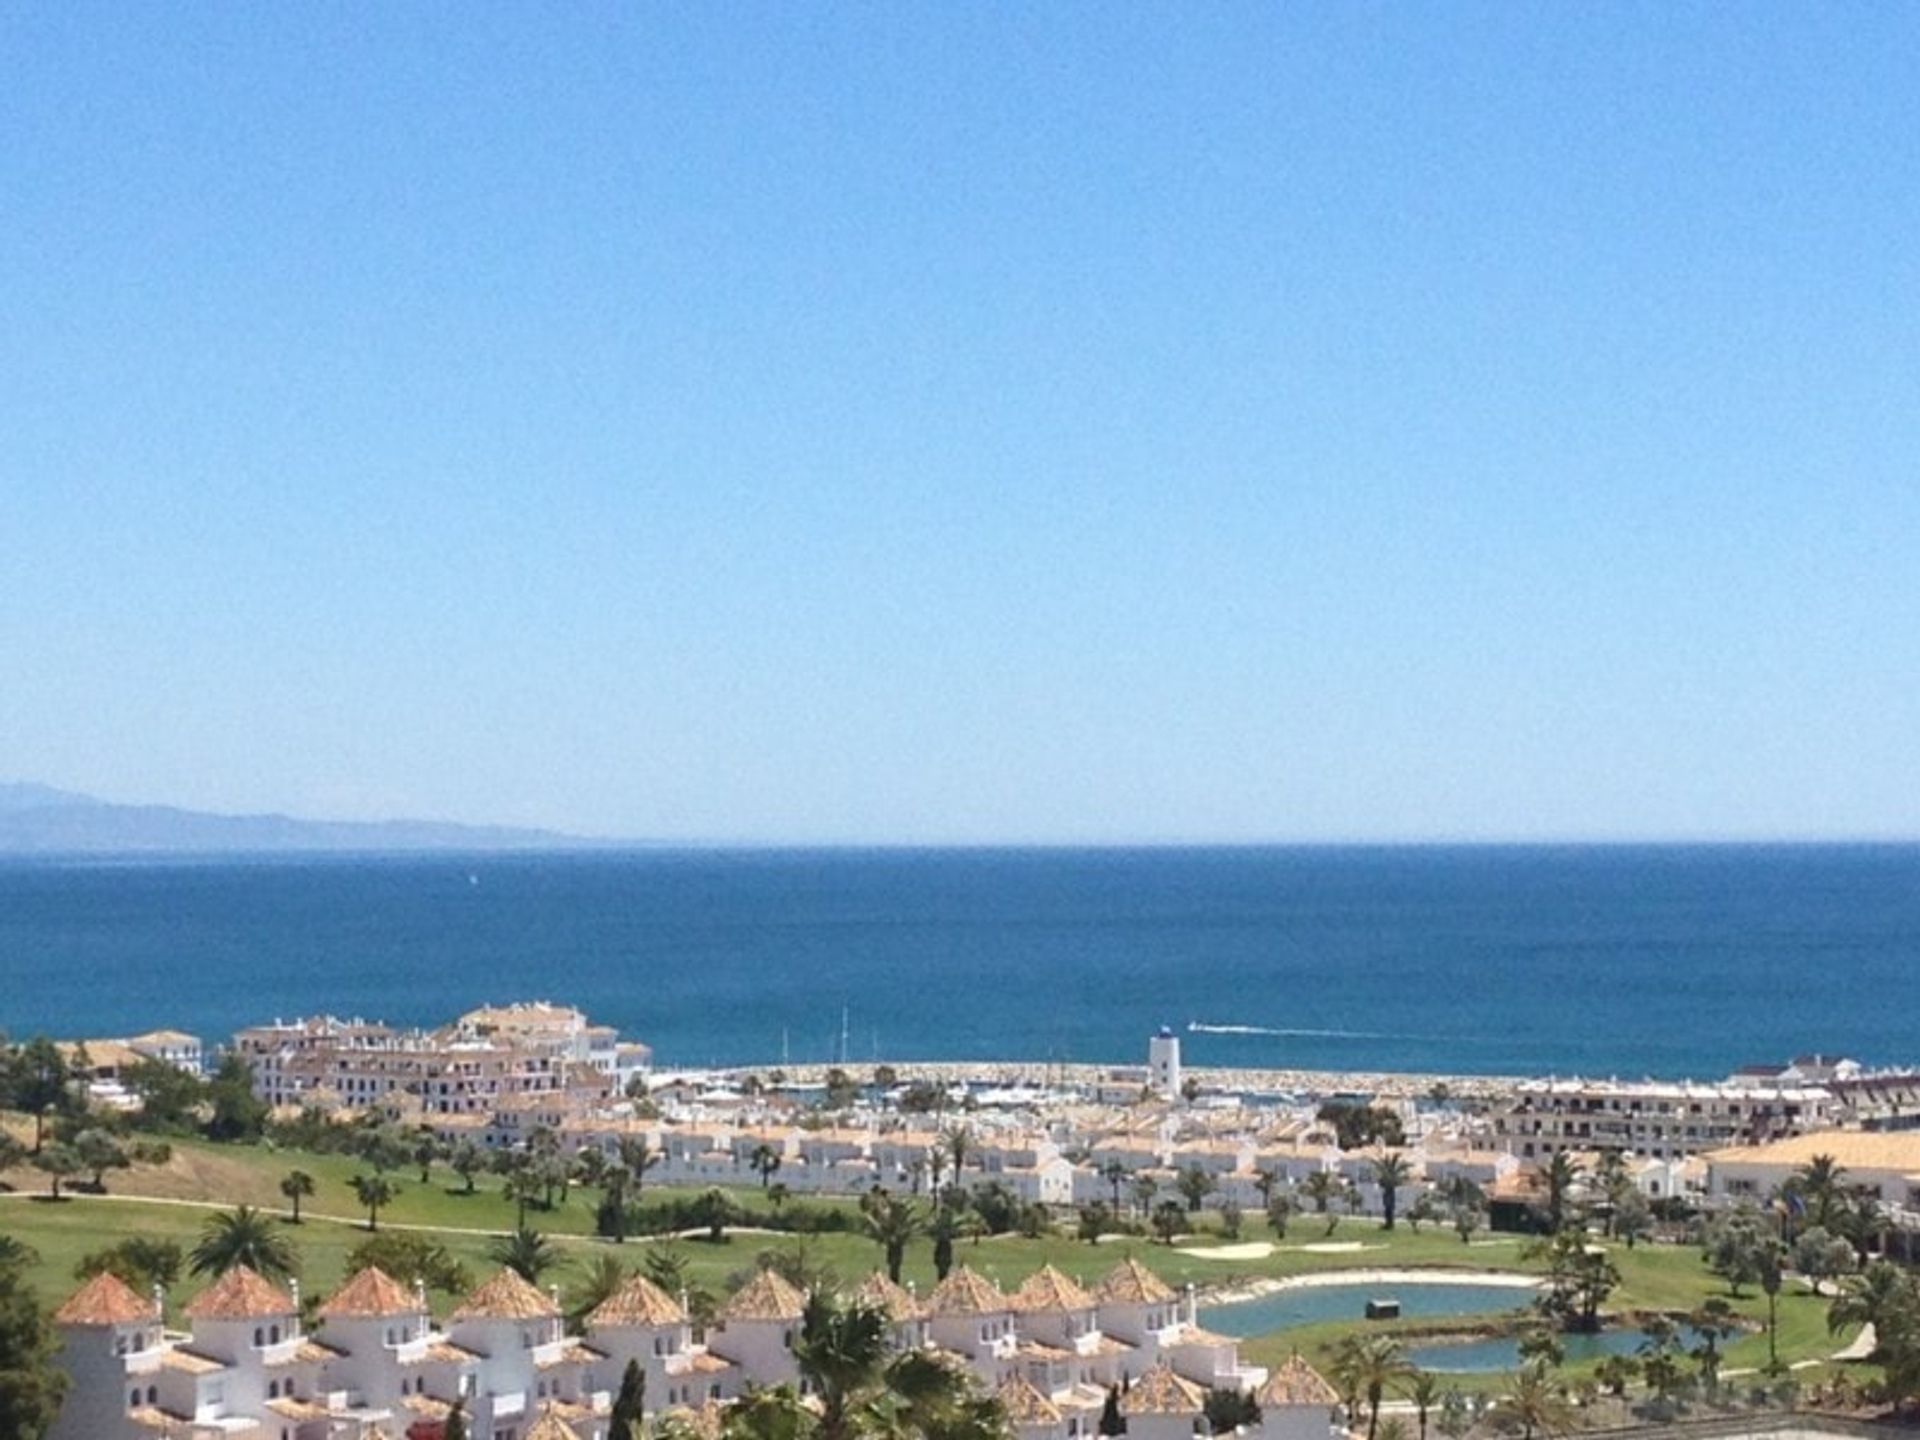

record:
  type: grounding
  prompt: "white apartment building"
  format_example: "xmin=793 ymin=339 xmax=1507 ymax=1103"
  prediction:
xmin=1494 ymin=1076 xmax=1837 ymax=1160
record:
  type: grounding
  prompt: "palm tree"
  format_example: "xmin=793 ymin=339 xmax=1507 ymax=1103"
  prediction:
xmin=941 ymin=1126 xmax=972 ymax=1188
xmin=1128 ymin=1173 xmax=1158 ymax=1219
xmin=693 ymin=1187 xmax=734 ymax=1243
xmin=1332 ymin=1334 xmax=1413 ymax=1440
xmin=1795 ymin=1153 xmax=1847 ymax=1233
xmin=1102 ymin=1160 xmax=1130 ymax=1210
xmin=793 ymin=1293 xmax=892 ymax=1440
xmin=190 ymin=1206 xmax=299 ymax=1280
xmin=350 ymin=1174 xmax=400 ymax=1232
xmin=571 ymin=1253 xmax=630 ymax=1326
xmin=928 ymin=1204 xmax=959 ymax=1280
xmin=279 ymin=1170 xmax=315 ymax=1224
xmin=1302 ymin=1170 xmax=1341 ymax=1215
xmin=1828 ymin=1259 xmax=1917 ymax=1349
xmin=505 ymin=1167 xmax=546 ymax=1228
xmin=1490 ymin=1362 xmax=1573 ymax=1440
xmin=749 ymin=1143 xmax=783 ymax=1189
xmin=1372 ymin=1153 xmax=1413 ymax=1231
xmin=862 ymin=1194 xmax=921 ymax=1283
xmin=490 ymin=1226 xmax=565 ymax=1286
xmin=617 ymin=1136 xmax=661 ymax=1199
xmin=724 ymin=1384 xmax=816 ymax=1440
xmin=1542 ymin=1153 xmax=1582 ymax=1232
xmin=1404 ymin=1369 xmax=1442 ymax=1440
xmin=1688 ymin=1296 xmax=1740 ymax=1398
xmin=573 ymin=1147 xmax=610 ymax=1191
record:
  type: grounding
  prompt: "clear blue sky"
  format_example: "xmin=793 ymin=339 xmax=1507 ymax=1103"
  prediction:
xmin=4 ymin=5 xmax=1917 ymax=843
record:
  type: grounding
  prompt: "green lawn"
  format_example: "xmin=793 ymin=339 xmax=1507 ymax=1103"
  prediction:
xmin=0 ymin=1135 xmax=1873 ymax=1396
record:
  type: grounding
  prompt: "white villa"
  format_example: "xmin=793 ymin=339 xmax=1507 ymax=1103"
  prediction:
xmin=49 ymin=1255 xmax=1320 ymax=1440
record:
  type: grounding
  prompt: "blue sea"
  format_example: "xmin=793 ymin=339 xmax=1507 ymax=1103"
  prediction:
xmin=1 ymin=846 xmax=1917 ymax=1077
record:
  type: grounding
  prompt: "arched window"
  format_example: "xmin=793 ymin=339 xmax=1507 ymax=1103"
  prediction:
xmin=147 ymin=1386 xmax=158 ymax=1404
xmin=130 ymin=1388 xmax=141 ymax=1408
xmin=254 ymin=1327 xmax=265 ymax=1347
xmin=269 ymin=1324 xmax=281 ymax=1344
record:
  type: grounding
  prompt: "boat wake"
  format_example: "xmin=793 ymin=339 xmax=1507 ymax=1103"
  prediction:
xmin=1188 ymin=1021 xmax=1410 ymax=1041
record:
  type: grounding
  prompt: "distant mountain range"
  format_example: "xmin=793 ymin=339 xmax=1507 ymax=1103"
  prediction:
xmin=0 ymin=782 xmax=599 ymax=855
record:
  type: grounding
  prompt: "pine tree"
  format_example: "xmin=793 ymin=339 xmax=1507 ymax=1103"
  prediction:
xmin=444 ymin=1398 xmax=468 ymax=1440
xmin=0 ymin=1260 xmax=67 ymax=1439
xmin=1099 ymin=1383 xmax=1127 ymax=1436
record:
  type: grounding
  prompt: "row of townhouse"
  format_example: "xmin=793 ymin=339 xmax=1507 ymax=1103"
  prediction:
xmin=232 ymin=1004 xmax=651 ymax=1119
xmin=1493 ymin=1076 xmax=1837 ymax=1161
xmin=51 ymin=1255 xmax=1337 ymax=1440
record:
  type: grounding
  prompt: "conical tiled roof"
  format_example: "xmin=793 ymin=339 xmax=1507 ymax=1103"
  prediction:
xmin=1095 ymin=1257 xmax=1175 ymax=1305
xmin=55 ymin=1272 xmax=159 ymax=1327
xmin=997 ymin=1374 xmax=1064 ymax=1425
xmin=451 ymin=1268 xmax=561 ymax=1322
xmin=720 ymin=1268 xmax=807 ymax=1322
xmin=183 ymin=1266 xmax=297 ymax=1321
xmin=927 ymin=1264 xmax=1007 ymax=1316
xmin=1120 ymin=1365 xmax=1208 ymax=1416
xmin=318 ymin=1267 xmax=420 ymax=1319
xmin=1010 ymin=1264 xmax=1093 ymax=1313
xmin=1258 ymin=1353 xmax=1340 ymax=1407
xmin=588 ymin=1272 xmax=687 ymax=1328
xmin=854 ymin=1271 xmax=923 ymax=1323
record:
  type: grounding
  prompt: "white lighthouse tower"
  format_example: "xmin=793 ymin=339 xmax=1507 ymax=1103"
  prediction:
xmin=1148 ymin=1026 xmax=1182 ymax=1100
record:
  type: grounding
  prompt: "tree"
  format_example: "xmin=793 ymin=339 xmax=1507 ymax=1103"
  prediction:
xmin=793 ymin=1293 xmax=892 ymax=1440
xmin=941 ymin=1126 xmax=973 ymax=1188
xmin=723 ymin=1383 xmax=817 ymax=1440
xmin=1688 ymin=1296 xmax=1740 ymax=1399
xmin=350 ymin=1173 xmax=400 ymax=1232
xmin=1101 ymin=1160 xmax=1130 ymax=1210
xmin=450 ymin=1139 xmax=486 ymax=1194
xmin=1266 ymin=1191 xmax=1295 ymax=1239
xmin=1331 ymin=1334 xmax=1412 ymax=1440
xmin=1404 ymin=1193 xmax=1440 ymax=1235
xmin=1792 ymin=1153 xmax=1847 ymax=1233
xmin=572 ymin=1254 xmax=631 ymax=1327
xmin=505 ymin=1166 xmax=545 ymax=1229
xmin=11 ymin=1039 xmax=75 ymax=1153
xmin=31 ymin=1144 xmax=81 ymax=1199
xmin=611 ymin=1358 xmax=647 ymax=1440
xmin=1636 ymin=1316 xmax=1686 ymax=1405
xmin=1078 ymin=1202 xmax=1113 ymax=1244
xmin=1175 ymin=1165 xmax=1216 ymax=1214
xmin=71 ymin=1129 xmax=129 ymax=1190
xmin=1372 ymin=1153 xmax=1413 ymax=1231
xmin=597 ymin=1167 xmax=634 ymax=1243
xmin=694 ymin=1188 xmax=735 ymax=1243
xmin=1528 ymin=1231 xmax=1618 ymax=1332
xmin=1405 ymin=1368 xmax=1442 ymax=1440
xmin=750 ymin=1143 xmax=784 ymax=1189
xmin=1703 ymin=1208 xmax=1771 ymax=1297
xmin=412 ymin=1133 xmax=442 ymax=1185
xmin=490 ymin=1227 xmax=565 ymax=1286
xmin=1205 ymin=1388 xmax=1260 ymax=1433
xmin=1128 ymin=1173 xmax=1158 ymax=1219
xmin=1220 ymin=1199 xmax=1244 ymax=1240
xmin=1794 ymin=1225 xmax=1856 ymax=1294
xmin=1592 ymin=1354 xmax=1638 ymax=1398
xmin=1613 ymin=1190 xmax=1654 ymax=1249
xmin=1541 ymin=1153 xmax=1582 ymax=1233
xmin=203 ymin=1054 xmax=269 ymax=1142
xmin=0 ymin=1253 xmax=66 ymax=1440
xmin=279 ymin=1170 xmax=315 ymax=1224
xmin=618 ymin=1136 xmax=662 ymax=1199
xmin=1756 ymin=1235 xmax=1788 ymax=1374
xmin=346 ymin=1233 xmax=471 ymax=1297
xmin=76 ymin=1238 xmax=184 ymax=1293
xmin=1151 ymin=1200 xmax=1185 ymax=1244
xmin=444 ymin=1400 xmax=469 ymax=1440
xmin=121 ymin=1057 xmax=206 ymax=1132
xmin=1450 ymin=1199 xmax=1484 ymax=1245
xmin=928 ymin=1204 xmax=959 ymax=1280
xmin=1099 ymin=1384 xmax=1126 ymax=1437
xmin=1489 ymin=1362 xmax=1573 ymax=1440
xmin=190 ymin=1206 xmax=299 ymax=1280
xmin=1302 ymin=1170 xmax=1341 ymax=1216
xmin=862 ymin=1193 xmax=921 ymax=1283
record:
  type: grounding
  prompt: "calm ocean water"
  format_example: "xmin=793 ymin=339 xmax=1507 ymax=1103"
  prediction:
xmin=1 ymin=846 xmax=1916 ymax=1078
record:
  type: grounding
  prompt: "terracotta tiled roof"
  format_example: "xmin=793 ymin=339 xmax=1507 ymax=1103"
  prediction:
xmin=997 ymin=1374 xmax=1064 ymax=1425
xmin=927 ymin=1264 xmax=1008 ymax=1317
xmin=318 ymin=1266 xmax=420 ymax=1319
xmin=182 ymin=1265 xmax=297 ymax=1321
xmin=159 ymin=1349 xmax=226 ymax=1375
xmin=854 ymin=1271 xmax=924 ymax=1322
xmin=526 ymin=1407 xmax=585 ymax=1440
xmin=129 ymin=1406 xmax=192 ymax=1430
xmin=1095 ymin=1257 xmax=1175 ymax=1306
xmin=720 ymin=1269 xmax=807 ymax=1322
xmin=687 ymin=1351 xmax=734 ymax=1373
xmin=537 ymin=1341 xmax=607 ymax=1369
xmin=1120 ymin=1365 xmax=1208 ymax=1416
xmin=1010 ymin=1264 xmax=1093 ymax=1313
xmin=54 ymin=1272 xmax=159 ymax=1327
xmin=587 ymin=1272 xmax=687 ymax=1328
xmin=268 ymin=1338 xmax=344 ymax=1367
xmin=1259 ymin=1354 xmax=1340 ymax=1407
xmin=452 ymin=1268 xmax=562 ymax=1322
xmin=267 ymin=1397 xmax=334 ymax=1421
